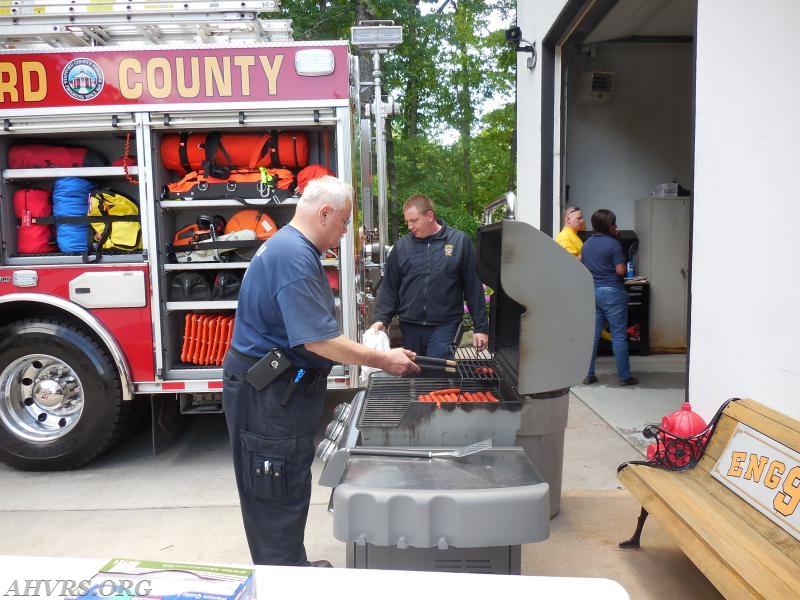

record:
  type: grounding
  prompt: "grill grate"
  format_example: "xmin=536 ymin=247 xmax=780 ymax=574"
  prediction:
xmin=452 ymin=345 xmax=500 ymax=382
xmin=359 ymin=376 xmax=504 ymax=428
xmin=357 ymin=378 xmax=416 ymax=427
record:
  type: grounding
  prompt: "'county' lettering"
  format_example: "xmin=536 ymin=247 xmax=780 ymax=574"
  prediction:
xmin=118 ymin=54 xmax=284 ymax=100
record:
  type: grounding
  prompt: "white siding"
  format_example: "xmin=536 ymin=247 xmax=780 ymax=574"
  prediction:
xmin=689 ymin=0 xmax=800 ymax=420
xmin=516 ymin=0 xmax=569 ymax=226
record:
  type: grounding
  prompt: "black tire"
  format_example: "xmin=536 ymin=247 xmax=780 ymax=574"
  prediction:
xmin=0 ymin=318 xmax=130 ymax=470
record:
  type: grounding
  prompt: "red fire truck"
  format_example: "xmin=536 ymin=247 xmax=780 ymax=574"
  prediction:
xmin=0 ymin=1 xmax=377 ymax=470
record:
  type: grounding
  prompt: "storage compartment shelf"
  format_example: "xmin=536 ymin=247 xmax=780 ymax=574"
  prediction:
xmin=163 ymin=258 xmax=338 ymax=270
xmin=160 ymin=198 xmax=298 ymax=209
xmin=163 ymin=261 xmax=250 ymax=271
xmin=4 ymin=253 xmax=145 ymax=265
xmin=3 ymin=166 xmax=139 ymax=180
xmin=167 ymin=300 xmax=237 ymax=310
xmin=166 ymin=368 xmax=223 ymax=380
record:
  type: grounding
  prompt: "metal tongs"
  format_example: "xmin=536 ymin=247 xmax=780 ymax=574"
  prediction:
xmin=414 ymin=355 xmax=457 ymax=374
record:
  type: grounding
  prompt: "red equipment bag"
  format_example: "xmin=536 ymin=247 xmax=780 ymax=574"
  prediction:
xmin=8 ymin=144 xmax=108 ymax=168
xmin=13 ymin=189 xmax=56 ymax=254
xmin=160 ymin=131 xmax=309 ymax=174
xmin=296 ymin=164 xmax=336 ymax=195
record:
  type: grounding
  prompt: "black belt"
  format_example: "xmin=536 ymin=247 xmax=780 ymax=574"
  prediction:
xmin=227 ymin=347 xmax=323 ymax=381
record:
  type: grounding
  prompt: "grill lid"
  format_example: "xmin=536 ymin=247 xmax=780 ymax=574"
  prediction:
xmin=476 ymin=220 xmax=594 ymax=395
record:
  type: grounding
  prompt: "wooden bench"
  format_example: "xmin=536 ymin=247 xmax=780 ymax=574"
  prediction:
xmin=617 ymin=398 xmax=800 ymax=600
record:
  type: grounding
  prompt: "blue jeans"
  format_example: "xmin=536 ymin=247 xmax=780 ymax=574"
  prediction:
xmin=588 ymin=286 xmax=632 ymax=380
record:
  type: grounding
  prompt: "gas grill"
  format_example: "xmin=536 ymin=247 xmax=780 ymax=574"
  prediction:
xmin=355 ymin=350 xmax=521 ymax=447
xmin=318 ymin=219 xmax=595 ymax=574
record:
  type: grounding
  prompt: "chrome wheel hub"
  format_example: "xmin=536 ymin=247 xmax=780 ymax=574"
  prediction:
xmin=0 ymin=354 xmax=84 ymax=442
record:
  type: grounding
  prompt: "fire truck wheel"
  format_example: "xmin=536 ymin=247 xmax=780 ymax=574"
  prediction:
xmin=0 ymin=319 xmax=129 ymax=471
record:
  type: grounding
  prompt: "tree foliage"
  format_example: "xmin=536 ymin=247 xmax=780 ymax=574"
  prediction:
xmin=278 ymin=0 xmax=517 ymax=242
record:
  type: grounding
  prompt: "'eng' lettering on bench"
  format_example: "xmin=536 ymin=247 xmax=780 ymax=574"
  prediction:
xmin=712 ymin=422 xmax=800 ymax=540
xmin=726 ymin=452 xmax=800 ymax=516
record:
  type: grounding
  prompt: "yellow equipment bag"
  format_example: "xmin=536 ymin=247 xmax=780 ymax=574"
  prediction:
xmin=85 ymin=189 xmax=142 ymax=262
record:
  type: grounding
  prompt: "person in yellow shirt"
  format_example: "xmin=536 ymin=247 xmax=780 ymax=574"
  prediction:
xmin=555 ymin=206 xmax=585 ymax=258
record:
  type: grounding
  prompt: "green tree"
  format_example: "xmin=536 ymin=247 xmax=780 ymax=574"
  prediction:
xmin=277 ymin=0 xmax=516 ymax=242
xmin=278 ymin=0 xmax=354 ymax=39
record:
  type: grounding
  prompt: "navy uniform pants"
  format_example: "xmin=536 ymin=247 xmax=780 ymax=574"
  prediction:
xmin=399 ymin=321 xmax=461 ymax=359
xmin=222 ymin=350 xmax=327 ymax=566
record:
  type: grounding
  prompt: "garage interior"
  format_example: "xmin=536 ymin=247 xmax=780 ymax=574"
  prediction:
xmin=556 ymin=0 xmax=697 ymax=353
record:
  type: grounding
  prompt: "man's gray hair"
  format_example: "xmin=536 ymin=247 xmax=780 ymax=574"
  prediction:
xmin=297 ymin=176 xmax=352 ymax=211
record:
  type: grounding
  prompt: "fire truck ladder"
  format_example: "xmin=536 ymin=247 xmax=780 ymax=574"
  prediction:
xmin=0 ymin=0 xmax=291 ymax=48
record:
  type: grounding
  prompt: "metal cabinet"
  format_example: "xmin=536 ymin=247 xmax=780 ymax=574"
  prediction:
xmin=635 ymin=197 xmax=690 ymax=352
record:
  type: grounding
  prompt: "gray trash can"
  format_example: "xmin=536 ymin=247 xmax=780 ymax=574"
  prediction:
xmin=515 ymin=388 xmax=570 ymax=517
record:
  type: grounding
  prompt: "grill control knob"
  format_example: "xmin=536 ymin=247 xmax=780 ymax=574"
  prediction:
xmin=332 ymin=402 xmax=352 ymax=421
xmin=316 ymin=438 xmax=337 ymax=463
xmin=324 ymin=419 xmax=345 ymax=441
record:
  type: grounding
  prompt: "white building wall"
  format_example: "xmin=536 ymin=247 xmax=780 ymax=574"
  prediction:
xmin=690 ymin=0 xmax=800 ymax=420
xmin=516 ymin=0 xmax=568 ymax=227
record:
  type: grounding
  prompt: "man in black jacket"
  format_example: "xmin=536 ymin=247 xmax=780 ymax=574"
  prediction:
xmin=370 ymin=194 xmax=489 ymax=358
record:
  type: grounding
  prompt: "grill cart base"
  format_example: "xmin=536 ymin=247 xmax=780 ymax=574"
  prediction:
xmin=328 ymin=448 xmax=549 ymax=574
xmin=346 ymin=543 xmax=522 ymax=574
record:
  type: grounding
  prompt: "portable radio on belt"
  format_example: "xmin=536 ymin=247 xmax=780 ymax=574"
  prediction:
xmin=244 ymin=348 xmax=291 ymax=391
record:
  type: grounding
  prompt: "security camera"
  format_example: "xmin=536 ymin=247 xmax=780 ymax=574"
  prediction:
xmin=505 ymin=26 xmax=522 ymax=47
xmin=504 ymin=26 xmax=537 ymax=71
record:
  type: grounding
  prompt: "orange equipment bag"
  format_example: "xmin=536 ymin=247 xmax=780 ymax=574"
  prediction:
xmin=270 ymin=132 xmax=310 ymax=170
xmin=163 ymin=168 xmax=295 ymax=201
xmin=263 ymin=168 xmax=295 ymax=190
xmin=160 ymin=131 xmax=309 ymax=174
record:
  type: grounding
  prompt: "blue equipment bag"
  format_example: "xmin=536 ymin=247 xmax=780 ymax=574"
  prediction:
xmin=52 ymin=177 xmax=97 ymax=252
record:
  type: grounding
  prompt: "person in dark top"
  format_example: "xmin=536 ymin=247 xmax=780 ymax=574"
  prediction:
xmin=581 ymin=209 xmax=639 ymax=387
xmin=222 ymin=176 xmax=419 ymax=568
xmin=370 ymin=194 xmax=489 ymax=358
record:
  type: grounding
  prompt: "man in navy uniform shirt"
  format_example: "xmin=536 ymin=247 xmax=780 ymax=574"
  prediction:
xmin=223 ymin=176 xmax=419 ymax=567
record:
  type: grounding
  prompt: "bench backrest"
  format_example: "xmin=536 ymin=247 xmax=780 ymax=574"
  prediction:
xmin=700 ymin=398 xmax=800 ymax=541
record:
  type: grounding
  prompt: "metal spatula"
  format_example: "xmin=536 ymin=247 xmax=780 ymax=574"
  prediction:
xmin=348 ymin=438 xmax=492 ymax=459
xmin=319 ymin=439 xmax=493 ymax=487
